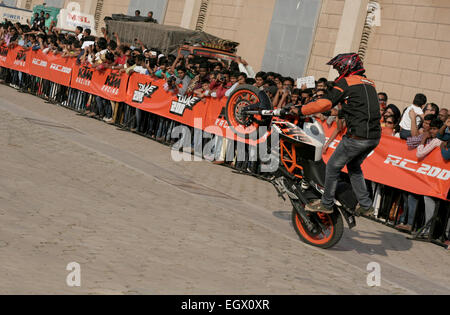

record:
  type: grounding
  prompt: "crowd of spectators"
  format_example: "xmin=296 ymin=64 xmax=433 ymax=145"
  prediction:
xmin=0 ymin=18 xmax=449 ymax=247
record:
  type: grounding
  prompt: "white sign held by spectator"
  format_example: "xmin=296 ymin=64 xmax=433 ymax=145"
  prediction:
xmin=56 ymin=2 xmax=97 ymax=36
xmin=297 ymin=76 xmax=315 ymax=89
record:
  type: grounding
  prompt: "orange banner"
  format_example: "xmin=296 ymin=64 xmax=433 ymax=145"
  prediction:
xmin=0 ymin=45 xmax=8 ymax=68
xmin=125 ymin=73 xmax=260 ymax=144
xmin=70 ymin=64 xmax=128 ymax=101
xmin=28 ymin=50 xmax=75 ymax=86
xmin=5 ymin=46 xmax=29 ymax=73
xmin=321 ymin=122 xmax=449 ymax=200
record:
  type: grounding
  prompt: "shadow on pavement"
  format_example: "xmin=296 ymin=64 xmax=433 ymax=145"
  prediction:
xmin=331 ymin=228 xmax=413 ymax=256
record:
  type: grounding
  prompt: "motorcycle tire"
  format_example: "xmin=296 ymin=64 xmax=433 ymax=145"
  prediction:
xmin=225 ymin=84 xmax=271 ymax=139
xmin=291 ymin=205 xmax=344 ymax=249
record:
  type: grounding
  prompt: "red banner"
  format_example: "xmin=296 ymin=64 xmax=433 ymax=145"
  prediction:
xmin=321 ymin=122 xmax=449 ymax=200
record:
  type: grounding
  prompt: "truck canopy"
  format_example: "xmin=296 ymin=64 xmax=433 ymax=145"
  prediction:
xmin=104 ymin=15 xmax=239 ymax=56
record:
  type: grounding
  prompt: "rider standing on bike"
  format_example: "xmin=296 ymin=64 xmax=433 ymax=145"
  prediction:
xmin=293 ymin=53 xmax=381 ymax=215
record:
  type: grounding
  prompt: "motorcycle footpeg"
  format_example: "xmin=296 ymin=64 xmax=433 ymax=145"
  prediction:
xmin=340 ymin=208 xmax=357 ymax=229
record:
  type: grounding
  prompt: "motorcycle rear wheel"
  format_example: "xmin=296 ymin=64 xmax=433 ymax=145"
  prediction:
xmin=292 ymin=206 xmax=344 ymax=249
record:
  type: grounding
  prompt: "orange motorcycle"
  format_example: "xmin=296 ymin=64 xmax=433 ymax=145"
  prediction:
xmin=225 ymin=85 xmax=358 ymax=249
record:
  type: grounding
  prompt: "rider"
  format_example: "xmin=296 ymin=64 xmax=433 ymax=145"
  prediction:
xmin=292 ymin=53 xmax=381 ymax=215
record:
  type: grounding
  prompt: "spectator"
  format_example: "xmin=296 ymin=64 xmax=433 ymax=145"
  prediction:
xmin=287 ymin=88 xmax=301 ymax=107
xmin=174 ymin=66 xmax=192 ymax=96
xmin=186 ymin=63 xmax=210 ymax=94
xmin=381 ymin=103 xmax=400 ymax=127
xmin=211 ymin=71 xmax=231 ymax=99
xmin=194 ymin=80 xmax=211 ymax=99
xmin=398 ymin=114 xmax=442 ymax=235
xmin=316 ymin=78 xmax=328 ymax=91
xmin=273 ymin=77 xmax=294 ymax=108
xmin=437 ymin=117 xmax=450 ymax=160
xmin=399 ymin=93 xmax=427 ymax=139
xmin=30 ymin=12 xmax=39 ymax=30
xmin=135 ymin=10 xmax=141 ymax=17
xmin=254 ymin=71 xmax=266 ymax=90
xmin=378 ymin=92 xmax=388 ymax=116
xmin=92 ymin=37 xmax=108 ymax=64
xmin=237 ymin=56 xmax=255 ymax=78
xmin=83 ymin=28 xmax=91 ymax=37
xmin=382 ymin=116 xmax=397 ymax=136
xmin=300 ymin=88 xmax=313 ymax=105
xmin=37 ymin=11 xmax=45 ymax=30
xmin=263 ymin=79 xmax=275 ymax=89
xmin=438 ymin=108 xmax=448 ymax=123
xmin=265 ymin=72 xmax=276 ymax=81
xmin=406 ymin=113 xmax=436 ymax=150
xmin=264 ymin=85 xmax=278 ymax=102
xmin=147 ymin=11 xmax=158 ymax=23
xmin=416 ymin=118 xmax=444 ymax=159
xmin=424 ymin=103 xmax=439 ymax=116
xmin=225 ymin=72 xmax=246 ymax=98
xmin=75 ymin=26 xmax=83 ymax=41
xmin=44 ymin=13 xmax=53 ymax=31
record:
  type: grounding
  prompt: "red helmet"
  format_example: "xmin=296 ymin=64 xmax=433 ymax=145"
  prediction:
xmin=327 ymin=53 xmax=365 ymax=82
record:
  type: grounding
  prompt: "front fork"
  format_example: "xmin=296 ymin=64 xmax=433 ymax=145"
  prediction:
xmin=271 ymin=172 xmax=317 ymax=232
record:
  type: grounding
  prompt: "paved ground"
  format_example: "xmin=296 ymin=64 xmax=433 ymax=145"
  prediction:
xmin=0 ymin=84 xmax=449 ymax=295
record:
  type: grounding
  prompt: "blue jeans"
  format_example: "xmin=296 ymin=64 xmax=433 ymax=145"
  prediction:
xmin=135 ymin=108 xmax=142 ymax=131
xmin=95 ymin=96 xmax=112 ymax=118
xmin=399 ymin=194 xmax=418 ymax=226
xmin=322 ymin=135 xmax=380 ymax=209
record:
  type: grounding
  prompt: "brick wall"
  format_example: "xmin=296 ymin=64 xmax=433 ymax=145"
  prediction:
xmin=202 ymin=0 xmax=276 ymax=71
xmin=163 ymin=0 xmax=185 ymax=26
xmin=364 ymin=0 xmax=450 ymax=110
xmin=305 ymin=0 xmax=345 ymax=80
xmin=95 ymin=0 xmax=130 ymax=30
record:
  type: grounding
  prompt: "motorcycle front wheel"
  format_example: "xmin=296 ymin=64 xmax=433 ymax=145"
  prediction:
xmin=292 ymin=206 xmax=344 ymax=249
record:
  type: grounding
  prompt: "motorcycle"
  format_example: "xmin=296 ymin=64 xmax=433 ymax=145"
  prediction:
xmin=225 ymin=85 xmax=358 ymax=249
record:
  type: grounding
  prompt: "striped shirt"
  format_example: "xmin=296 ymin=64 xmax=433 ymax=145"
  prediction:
xmin=417 ymin=138 xmax=442 ymax=159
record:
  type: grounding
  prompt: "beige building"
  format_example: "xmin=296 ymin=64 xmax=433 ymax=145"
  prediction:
xmin=14 ymin=0 xmax=450 ymax=110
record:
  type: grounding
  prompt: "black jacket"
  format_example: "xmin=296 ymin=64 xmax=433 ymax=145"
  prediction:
xmin=301 ymin=75 xmax=381 ymax=139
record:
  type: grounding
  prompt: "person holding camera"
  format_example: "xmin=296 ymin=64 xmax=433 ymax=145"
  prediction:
xmin=212 ymin=72 xmax=232 ymax=99
xmin=163 ymin=66 xmax=191 ymax=96
xmin=273 ymin=77 xmax=295 ymax=108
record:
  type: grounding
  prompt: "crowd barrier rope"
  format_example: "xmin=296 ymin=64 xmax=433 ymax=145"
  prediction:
xmin=1 ymin=44 xmax=449 ymax=201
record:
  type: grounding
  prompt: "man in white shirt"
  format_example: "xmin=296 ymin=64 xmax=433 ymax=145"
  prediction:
xmin=399 ymin=93 xmax=427 ymax=139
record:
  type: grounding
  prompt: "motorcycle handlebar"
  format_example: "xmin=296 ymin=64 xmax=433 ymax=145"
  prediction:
xmin=243 ymin=109 xmax=286 ymax=117
xmin=243 ymin=109 xmax=306 ymax=120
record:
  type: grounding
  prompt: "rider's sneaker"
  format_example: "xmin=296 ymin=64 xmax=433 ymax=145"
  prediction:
xmin=305 ymin=200 xmax=334 ymax=214
xmin=355 ymin=204 xmax=375 ymax=217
